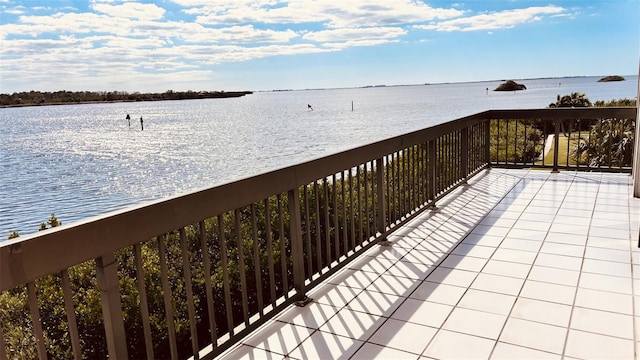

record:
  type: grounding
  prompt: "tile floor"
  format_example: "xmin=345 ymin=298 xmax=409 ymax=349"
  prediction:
xmin=217 ymin=168 xmax=640 ymax=359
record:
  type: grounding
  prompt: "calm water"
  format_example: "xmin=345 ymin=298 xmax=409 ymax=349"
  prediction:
xmin=1 ymin=76 xmax=637 ymax=236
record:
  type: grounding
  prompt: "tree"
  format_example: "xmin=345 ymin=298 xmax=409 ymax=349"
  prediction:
xmin=548 ymin=92 xmax=592 ymax=137
xmin=572 ymin=97 xmax=636 ymax=168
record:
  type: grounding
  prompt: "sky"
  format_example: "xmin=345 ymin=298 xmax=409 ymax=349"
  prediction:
xmin=0 ymin=0 xmax=638 ymax=93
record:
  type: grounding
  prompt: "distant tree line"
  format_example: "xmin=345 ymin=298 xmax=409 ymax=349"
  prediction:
xmin=0 ymin=90 xmax=252 ymax=107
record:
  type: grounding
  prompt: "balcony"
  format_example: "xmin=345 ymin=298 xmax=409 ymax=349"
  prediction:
xmin=1 ymin=107 xmax=638 ymax=359
xmin=217 ymin=169 xmax=640 ymax=359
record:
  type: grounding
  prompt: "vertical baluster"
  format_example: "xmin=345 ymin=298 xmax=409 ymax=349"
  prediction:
xmin=391 ymin=152 xmax=397 ymax=222
xmin=235 ymin=209 xmax=249 ymax=326
xmin=323 ymin=178 xmax=331 ymax=266
xmin=179 ymin=228 xmax=199 ymax=358
xmin=95 ymin=253 xmax=128 ymax=359
xmin=132 ymin=245 xmax=153 ymax=360
xmin=553 ymin=119 xmax=560 ymax=172
xmin=364 ymin=162 xmax=370 ymax=240
xmin=342 ymin=171 xmax=348 ymax=255
xmin=332 ymin=174 xmax=340 ymax=262
xmin=371 ymin=162 xmax=378 ymax=235
xmin=251 ymin=204 xmax=264 ymax=315
xmin=218 ymin=215 xmax=235 ymax=333
xmin=199 ymin=221 xmax=217 ymax=348
xmin=0 ymin=326 xmax=6 ymax=360
xmin=60 ymin=269 xmax=82 ymax=360
xmin=303 ymin=185 xmax=312 ymax=276
xmin=264 ymin=199 xmax=277 ymax=306
xmin=485 ymin=120 xmax=491 ymax=166
xmin=461 ymin=127 xmax=469 ymax=182
xmin=27 ymin=282 xmax=47 ymax=360
xmin=349 ymin=170 xmax=355 ymax=249
xmin=313 ymin=182 xmax=322 ymax=272
xmin=428 ymin=139 xmax=436 ymax=203
xmin=277 ymin=194 xmax=289 ymax=297
xmin=577 ymin=121 xmax=582 ymax=168
xmin=158 ymin=236 xmax=178 ymax=359
xmin=288 ymin=188 xmax=307 ymax=303
xmin=515 ymin=120 xmax=519 ymax=165
xmin=357 ymin=166 xmax=362 ymax=243
xmin=385 ymin=155 xmax=390 ymax=225
xmin=376 ymin=157 xmax=387 ymax=236
xmin=566 ymin=121 xmax=571 ymax=169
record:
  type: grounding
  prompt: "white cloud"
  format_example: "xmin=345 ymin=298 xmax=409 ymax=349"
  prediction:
xmin=186 ymin=0 xmax=464 ymax=27
xmin=303 ymin=27 xmax=406 ymax=43
xmin=415 ymin=6 xmax=565 ymax=32
xmin=92 ymin=2 xmax=166 ymax=20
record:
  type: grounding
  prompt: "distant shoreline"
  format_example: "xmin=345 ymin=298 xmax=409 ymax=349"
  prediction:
xmin=0 ymin=90 xmax=253 ymax=109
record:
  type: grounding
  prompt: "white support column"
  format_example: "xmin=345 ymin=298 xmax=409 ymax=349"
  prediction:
xmin=633 ymin=60 xmax=640 ymax=197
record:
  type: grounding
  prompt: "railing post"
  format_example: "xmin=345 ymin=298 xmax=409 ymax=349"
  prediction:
xmin=553 ymin=119 xmax=560 ymax=173
xmin=376 ymin=157 xmax=387 ymax=238
xmin=288 ymin=188 xmax=309 ymax=305
xmin=460 ymin=127 xmax=469 ymax=183
xmin=95 ymin=253 xmax=128 ymax=359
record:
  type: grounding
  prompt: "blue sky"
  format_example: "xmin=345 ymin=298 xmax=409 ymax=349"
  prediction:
xmin=0 ymin=0 xmax=638 ymax=93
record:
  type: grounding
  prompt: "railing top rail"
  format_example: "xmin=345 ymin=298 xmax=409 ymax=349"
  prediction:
xmin=1 ymin=107 xmax=636 ymax=291
xmin=484 ymin=107 xmax=637 ymax=120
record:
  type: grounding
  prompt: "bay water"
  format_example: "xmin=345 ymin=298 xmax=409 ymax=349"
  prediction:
xmin=1 ymin=76 xmax=637 ymax=237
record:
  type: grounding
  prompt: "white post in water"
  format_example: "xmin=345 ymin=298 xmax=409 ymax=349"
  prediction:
xmin=633 ymin=60 xmax=640 ymax=197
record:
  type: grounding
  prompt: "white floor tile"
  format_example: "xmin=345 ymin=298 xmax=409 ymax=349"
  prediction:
xmin=286 ymin=330 xmax=364 ymax=360
xmin=579 ymin=272 xmax=633 ymax=295
xmin=490 ymin=342 xmax=561 ymax=360
xmin=539 ymin=242 xmax=584 ymax=258
xmin=481 ymin=259 xmax=532 ymax=279
xmin=491 ymin=248 xmax=537 ymax=264
xmin=506 ymin=228 xmax=548 ymax=241
xmin=347 ymin=289 xmax=404 ymax=317
xmin=510 ymin=297 xmax=572 ymax=327
xmin=499 ymin=237 xmax=542 ymax=252
xmin=440 ymin=254 xmax=488 ymax=272
xmin=545 ymin=232 xmax=588 ymax=246
xmin=527 ymin=265 xmax=580 ymax=287
xmin=390 ymin=298 xmax=453 ymax=328
xmin=582 ymin=258 xmax=632 ymax=278
xmin=241 ymin=322 xmax=315 ymax=355
xmin=218 ymin=344 xmax=284 ymax=360
xmin=499 ymin=318 xmax=566 ymax=355
xmin=366 ymin=274 xmax=421 ymax=297
xmin=452 ymin=243 xmax=496 ymax=259
xmin=458 ymin=288 xmax=516 ymax=315
xmin=351 ymin=342 xmax=418 ymax=360
xmin=462 ymin=233 xmax=505 ymax=247
xmin=326 ymin=269 xmax=379 ymax=289
xmin=425 ymin=267 xmax=478 ymax=288
xmin=367 ymin=318 xmax=437 ymax=355
xmin=470 ymin=272 xmax=525 ymax=296
xmin=275 ymin=302 xmax=339 ymax=329
xmin=310 ymin=284 xmax=360 ymax=308
xmin=570 ymin=307 xmax=634 ymax=339
xmin=574 ymin=287 xmax=633 ymax=315
xmin=585 ymin=246 xmax=631 ymax=263
xmin=564 ymin=329 xmax=634 ymax=360
xmin=410 ymin=281 xmax=467 ymax=305
xmin=442 ymin=307 xmax=507 ymax=339
xmin=318 ymin=307 xmax=383 ymax=340
xmin=423 ymin=330 xmax=496 ymax=360
xmin=520 ymin=280 xmax=576 ymax=305
xmin=534 ymin=253 xmax=582 ymax=271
